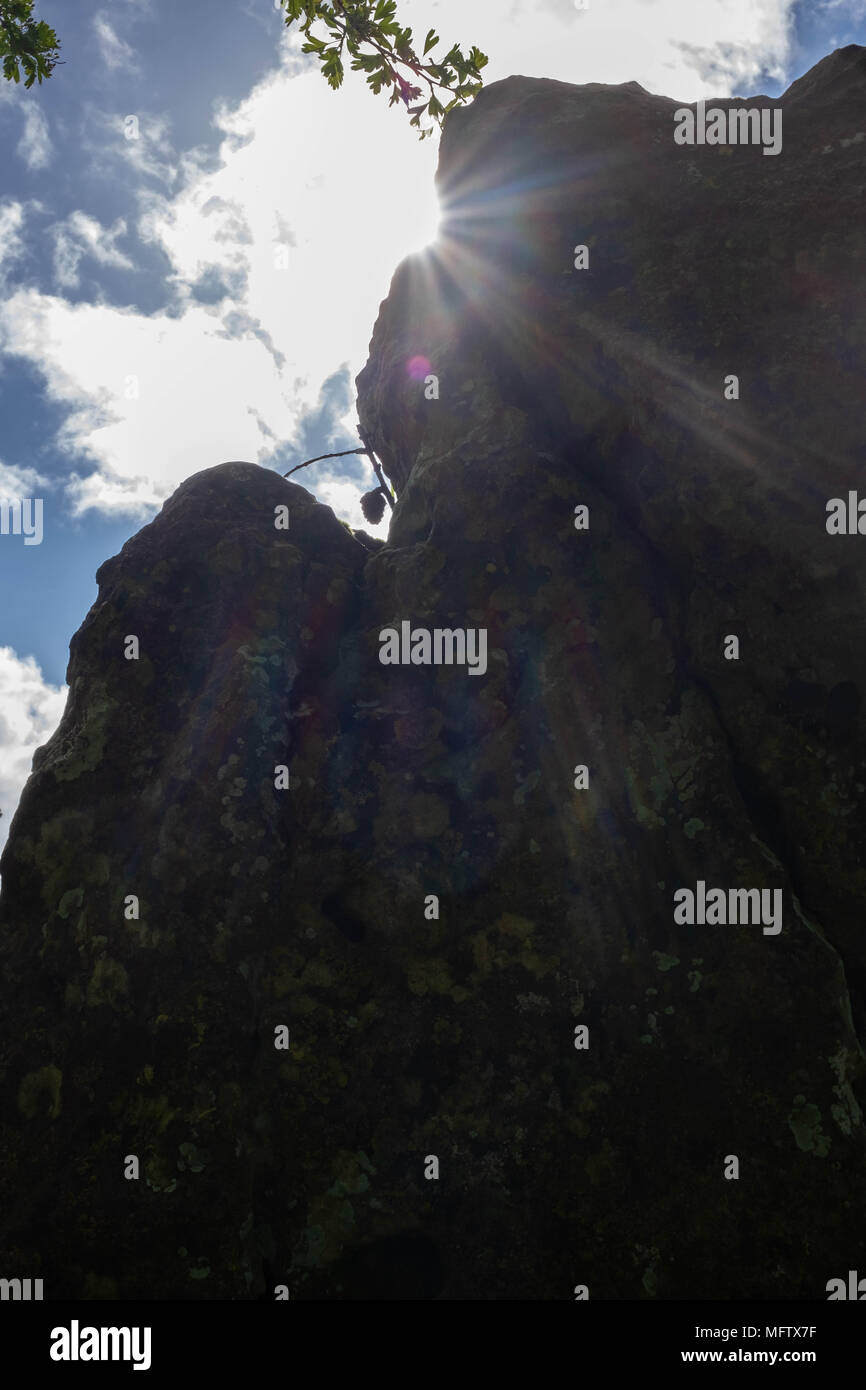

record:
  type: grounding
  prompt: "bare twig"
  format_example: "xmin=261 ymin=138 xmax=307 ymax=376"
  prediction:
xmin=283 ymin=447 xmax=370 ymax=478
xmin=359 ymin=426 xmax=395 ymax=510
xmin=283 ymin=438 xmax=395 ymax=512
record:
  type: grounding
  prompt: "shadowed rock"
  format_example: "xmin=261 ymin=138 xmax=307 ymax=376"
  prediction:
xmin=1 ymin=51 xmax=865 ymax=1300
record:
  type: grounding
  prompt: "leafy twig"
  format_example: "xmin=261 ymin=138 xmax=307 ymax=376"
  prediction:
xmin=0 ymin=1 xmax=61 ymax=87
xmin=278 ymin=1 xmax=487 ymax=139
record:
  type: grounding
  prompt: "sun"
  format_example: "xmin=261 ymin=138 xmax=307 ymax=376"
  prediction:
xmin=403 ymin=190 xmax=442 ymax=253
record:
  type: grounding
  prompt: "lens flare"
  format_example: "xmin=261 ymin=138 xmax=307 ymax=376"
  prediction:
xmin=407 ymin=355 xmax=431 ymax=380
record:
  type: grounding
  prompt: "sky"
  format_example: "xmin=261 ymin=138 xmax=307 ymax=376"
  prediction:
xmin=0 ymin=0 xmax=864 ymax=854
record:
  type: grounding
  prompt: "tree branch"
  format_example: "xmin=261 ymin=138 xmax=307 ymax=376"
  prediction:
xmin=283 ymin=439 xmax=395 ymax=512
xmin=314 ymin=2 xmax=455 ymax=103
xmin=358 ymin=426 xmax=395 ymax=509
xmin=283 ymin=447 xmax=370 ymax=478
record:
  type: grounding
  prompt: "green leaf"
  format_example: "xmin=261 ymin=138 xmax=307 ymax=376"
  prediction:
xmin=423 ymin=28 xmax=438 ymax=55
xmin=321 ymin=49 xmax=344 ymax=89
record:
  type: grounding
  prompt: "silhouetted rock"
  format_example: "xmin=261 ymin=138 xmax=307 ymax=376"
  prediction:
xmin=1 ymin=51 xmax=865 ymax=1300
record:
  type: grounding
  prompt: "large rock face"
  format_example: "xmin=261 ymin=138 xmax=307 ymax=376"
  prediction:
xmin=2 ymin=49 xmax=866 ymax=1301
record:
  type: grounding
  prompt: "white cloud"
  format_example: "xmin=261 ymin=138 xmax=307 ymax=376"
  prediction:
xmin=0 ymin=647 xmax=67 ymax=861
xmin=0 ymin=287 xmax=300 ymax=515
xmin=0 ymin=202 xmax=26 ymax=280
xmin=466 ymin=0 xmax=796 ymax=98
xmin=0 ymin=460 xmax=51 ymax=495
xmin=316 ymin=474 xmax=384 ymax=533
xmin=93 ymin=12 xmax=140 ymax=74
xmin=819 ymin=0 xmax=866 ymax=14
xmin=0 ymin=200 xmax=49 ymax=293
xmin=81 ymin=106 xmax=179 ymax=187
xmin=116 ymin=112 xmax=178 ymax=184
xmin=51 ymin=212 xmax=135 ymax=290
xmin=16 ymin=101 xmax=52 ymax=170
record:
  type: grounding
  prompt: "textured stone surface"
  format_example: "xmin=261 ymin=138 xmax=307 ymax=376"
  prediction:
xmin=1 ymin=50 xmax=865 ymax=1300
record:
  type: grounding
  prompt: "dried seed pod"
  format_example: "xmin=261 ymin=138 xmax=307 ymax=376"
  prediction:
xmin=360 ymin=487 xmax=387 ymax=525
